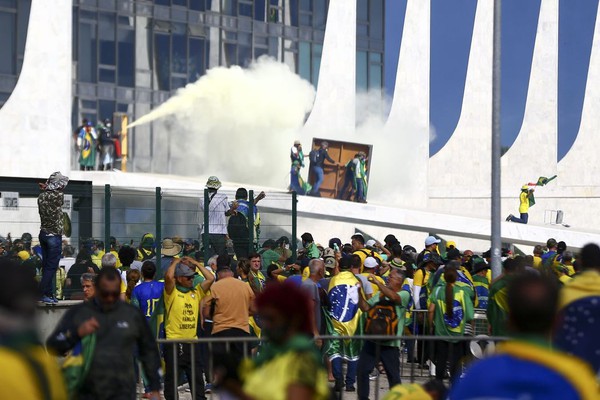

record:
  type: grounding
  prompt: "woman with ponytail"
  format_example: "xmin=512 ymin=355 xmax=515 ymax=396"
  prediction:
xmin=125 ymin=269 xmax=141 ymax=302
xmin=428 ymin=261 xmax=474 ymax=382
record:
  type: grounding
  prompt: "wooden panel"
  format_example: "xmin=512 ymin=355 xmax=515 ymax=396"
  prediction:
xmin=308 ymin=138 xmax=372 ymax=200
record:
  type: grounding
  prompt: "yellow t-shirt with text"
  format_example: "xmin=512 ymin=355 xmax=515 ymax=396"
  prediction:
xmin=164 ymin=287 xmax=205 ymax=339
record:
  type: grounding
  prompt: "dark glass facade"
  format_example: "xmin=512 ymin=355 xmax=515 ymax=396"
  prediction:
xmin=0 ymin=0 xmax=31 ymax=107
xmin=0 ymin=0 xmax=384 ymax=172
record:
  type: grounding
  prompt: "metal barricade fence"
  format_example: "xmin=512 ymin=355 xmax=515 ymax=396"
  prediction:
xmin=153 ymin=332 xmax=507 ymax=400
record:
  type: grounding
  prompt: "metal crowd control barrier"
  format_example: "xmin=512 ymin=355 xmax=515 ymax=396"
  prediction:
xmin=154 ymin=331 xmax=506 ymax=400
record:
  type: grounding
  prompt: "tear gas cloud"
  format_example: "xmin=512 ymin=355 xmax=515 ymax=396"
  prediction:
xmin=129 ymin=57 xmax=315 ymax=187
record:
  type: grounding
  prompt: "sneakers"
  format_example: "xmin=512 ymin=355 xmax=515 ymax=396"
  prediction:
xmin=506 ymin=214 xmax=514 ymax=222
xmin=39 ymin=296 xmax=57 ymax=305
xmin=369 ymin=370 xmax=378 ymax=381
xmin=345 ymin=385 xmax=356 ymax=392
xmin=205 ymin=383 xmax=213 ymax=394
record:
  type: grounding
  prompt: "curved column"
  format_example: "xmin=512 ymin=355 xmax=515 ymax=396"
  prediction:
xmin=502 ymin=0 xmax=558 ymax=191
xmin=374 ymin=0 xmax=430 ymax=207
xmin=428 ymin=0 xmax=493 ymax=195
xmin=558 ymin=1 xmax=600 ymax=186
xmin=0 ymin=0 xmax=72 ymax=177
xmin=302 ymin=0 xmax=356 ymax=136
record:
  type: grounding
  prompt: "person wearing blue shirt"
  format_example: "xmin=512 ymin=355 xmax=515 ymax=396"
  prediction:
xmin=450 ymin=274 xmax=598 ymax=400
xmin=131 ymin=261 xmax=164 ymax=321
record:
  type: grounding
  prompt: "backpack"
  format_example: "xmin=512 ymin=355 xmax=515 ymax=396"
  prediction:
xmin=227 ymin=212 xmax=249 ymax=239
xmin=309 ymin=149 xmax=319 ymax=164
xmin=365 ymin=297 xmax=399 ymax=336
xmin=98 ymin=127 xmax=113 ymax=145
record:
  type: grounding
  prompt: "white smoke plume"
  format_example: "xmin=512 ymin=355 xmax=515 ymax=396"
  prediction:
xmin=129 ymin=57 xmax=315 ymax=186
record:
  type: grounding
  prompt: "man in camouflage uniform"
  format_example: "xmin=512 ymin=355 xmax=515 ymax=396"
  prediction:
xmin=38 ymin=172 xmax=68 ymax=304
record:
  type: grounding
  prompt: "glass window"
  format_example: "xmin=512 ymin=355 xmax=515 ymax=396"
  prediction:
xmin=369 ymin=0 xmax=383 ymax=39
xmin=78 ymin=22 xmax=97 ymax=83
xmin=239 ymin=0 xmax=252 ymax=17
xmin=312 ymin=43 xmax=322 ymax=87
xmin=81 ymin=99 xmax=97 ymax=109
xmin=289 ymin=0 xmax=299 ymax=26
xmin=369 ymin=52 xmax=381 ymax=63
xmin=189 ymin=0 xmax=205 ymax=11
xmin=254 ymin=47 xmax=268 ymax=59
xmin=0 ymin=12 xmax=15 ymax=74
xmin=254 ymin=0 xmax=266 ymax=21
xmin=0 ymin=0 xmax=16 ymax=7
xmin=188 ymin=37 xmax=205 ymax=81
xmin=357 ymin=23 xmax=368 ymax=37
xmin=238 ymin=44 xmax=252 ymax=66
xmin=313 ymin=0 xmax=326 ymax=29
xmin=99 ymin=67 xmax=116 ymax=83
xmin=369 ymin=61 xmax=381 ymax=89
xmin=222 ymin=0 xmax=236 ymax=16
xmin=298 ymin=41 xmax=310 ymax=82
xmin=117 ymin=103 xmax=129 ymax=113
xmin=223 ymin=42 xmax=237 ymax=66
xmin=356 ymin=50 xmax=367 ymax=91
xmin=171 ymin=76 xmax=187 ymax=90
xmin=17 ymin=0 xmax=31 ymax=52
xmin=117 ymin=29 xmax=134 ymax=87
xmin=154 ymin=33 xmax=171 ymax=90
xmin=99 ymin=100 xmax=116 ymax=120
xmin=172 ymin=0 xmax=187 ymax=6
xmin=357 ymin=0 xmax=368 ymax=21
xmin=268 ymin=37 xmax=280 ymax=58
xmin=172 ymin=32 xmax=187 ymax=74
xmin=154 ymin=0 xmax=169 ymax=5
xmin=300 ymin=0 xmax=311 ymax=11
xmin=299 ymin=12 xmax=311 ymax=27
xmin=98 ymin=12 xmax=116 ymax=65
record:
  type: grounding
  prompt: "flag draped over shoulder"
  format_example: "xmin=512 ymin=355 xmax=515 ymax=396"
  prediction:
xmin=325 ymin=271 xmax=363 ymax=361
xmin=62 ymin=333 xmax=96 ymax=398
xmin=149 ymin=294 xmax=166 ymax=340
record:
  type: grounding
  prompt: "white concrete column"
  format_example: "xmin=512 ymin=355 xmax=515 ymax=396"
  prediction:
xmin=0 ymin=0 xmax=72 ymax=178
xmin=558 ymin=0 xmax=600 ymax=186
xmin=501 ymin=0 xmax=558 ymax=192
xmin=301 ymin=0 xmax=356 ymax=137
xmin=375 ymin=0 xmax=430 ymax=207
xmin=428 ymin=0 xmax=493 ymax=197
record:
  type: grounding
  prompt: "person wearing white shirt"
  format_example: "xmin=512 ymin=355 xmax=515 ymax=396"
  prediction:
xmin=199 ymin=176 xmax=236 ymax=257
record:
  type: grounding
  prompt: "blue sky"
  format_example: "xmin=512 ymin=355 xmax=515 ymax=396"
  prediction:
xmin=385 ymin=0 xmax=598 ymax=159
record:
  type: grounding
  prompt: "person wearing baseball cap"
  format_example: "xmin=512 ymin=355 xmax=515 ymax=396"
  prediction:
xmin=200 ymin=176 xmax=237 ymax=258
xmin=361 ymin=256 xmax=386 ymax=296
xmin=163 ymin=257 xmax=214 ymax=399
xmin=417 ymin=236 xmax=441 ymax=266
xmin=351 ymin=233 xmax=382 ymax=271
xmin=506 ymin=184 xmax=534 ymax=224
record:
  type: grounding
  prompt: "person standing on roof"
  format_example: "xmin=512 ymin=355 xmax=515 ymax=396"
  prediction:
xmin=506 ymin=184 xmax=534 ymax=224
xmin=308 ymin=141 xmax=338 ymax=197
xmin=290 ymin=140 xmax=307 ymax=167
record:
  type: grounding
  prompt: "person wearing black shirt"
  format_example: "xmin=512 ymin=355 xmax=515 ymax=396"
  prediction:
xmin=309 ymin=141 xmax=337 ymax=196
xmin=65 ymin=250 xmax=99 ymax=299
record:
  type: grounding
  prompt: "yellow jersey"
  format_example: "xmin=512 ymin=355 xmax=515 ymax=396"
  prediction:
xmin=0 ymin=346 xmax=67 ymax=400
xmin=164 ymin=287 xmax=205 ymax=339
xmin=360 ymin=273 xmax=386 ymax=295
xmin=519 ymin=191 xmax=529 ymax=214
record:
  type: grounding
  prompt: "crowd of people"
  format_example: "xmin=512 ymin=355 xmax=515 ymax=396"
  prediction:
xmin=1 ymin=171 xmax=599 ymax=399
xmin=73 ymin=118 xmax=121 ymax=171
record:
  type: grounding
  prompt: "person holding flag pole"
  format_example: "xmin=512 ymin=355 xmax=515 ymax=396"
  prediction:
xmin=506 ymin=175 xmax=557 ymax=224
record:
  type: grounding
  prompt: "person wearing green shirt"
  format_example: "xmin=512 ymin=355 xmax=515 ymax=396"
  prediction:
xmin=356 ymin=268 xmax=410 ymax=399
xmin=487 ymin=258 xmax=524 ymax=336
xmin=259 ymin=240 xmax=284 ymax=269
xmin=428 ymin=262 xmax=474 ymax=382
xmin=301 ymin=232 xmax=321 ymax=259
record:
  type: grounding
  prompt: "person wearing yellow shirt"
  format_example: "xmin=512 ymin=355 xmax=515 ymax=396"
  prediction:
xmin=506 ymin=185 xmax=534 ymax=224
xmin=361 ymin=256 xmax=387 ymax=295
xmin=164 ymin=257 xmax=214 ymax=400
xmin=532 ymin=245 xmax=543 ymax=269
xmin=0 ymin=260 xmax=68 ymax=400
xmin=384 ymin=379 xmax=448 ymax=400
xmin=351 ymin=233 xmax=382 ymax=271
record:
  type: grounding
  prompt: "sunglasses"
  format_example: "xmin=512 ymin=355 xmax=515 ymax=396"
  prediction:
xmin=99 ymin=289 xmax=120 ymax=299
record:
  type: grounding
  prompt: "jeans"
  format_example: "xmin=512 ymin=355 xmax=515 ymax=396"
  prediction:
xmin=434 ymin=341 xmax=464 ymax=382
xmin=211 ymin=328 xmax=250 ymax=366
xmin=164 ymin=343 xmax=206 ymax=400
xmin=332 ymin=357 xmax=357 ymax=387
xmin=510 ymin=213 xmax=529 ymax=224
xmin=337 ymin=174 xmax=355 ymax=200
xmin=39 ymin=231 xmax=62 ymax=297
xmin=357 ymin=341 xmax=401 ymax=400
xmin=355 ymin=179 xmax=365 ymax=202
xmin=311 ymin=166 xmax=324 ymax=194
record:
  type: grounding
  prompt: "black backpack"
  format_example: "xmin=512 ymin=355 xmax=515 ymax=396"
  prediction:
xmin=227 ymin=212 xmax=249 ymax=239
xmin=309 ymin=149 xmax=319 ymax=164
xmin=365 ymin=297 xmax=399 ymax=336
xmin=98 ymin=127 xmax=113 ymax=145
